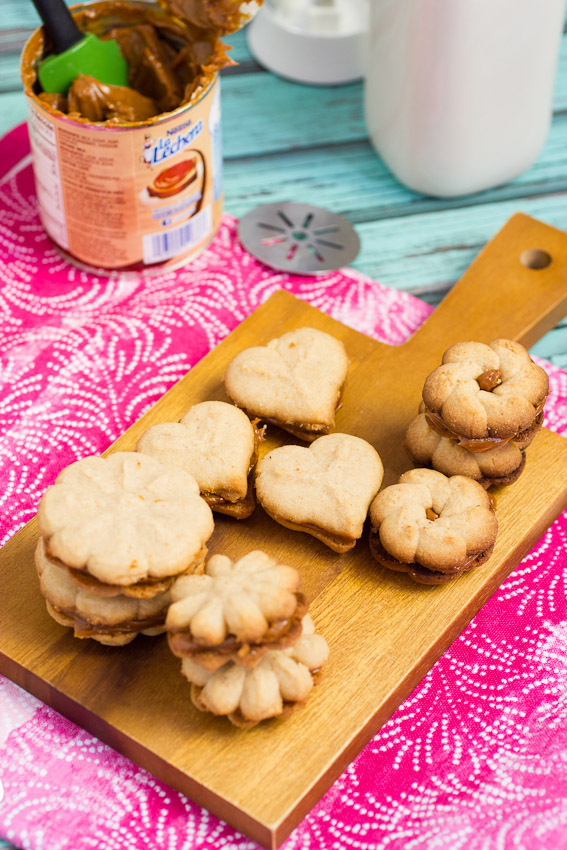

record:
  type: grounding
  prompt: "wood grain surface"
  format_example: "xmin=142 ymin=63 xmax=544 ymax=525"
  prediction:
xmin=1 ymin=214 xmax=567 ymax=848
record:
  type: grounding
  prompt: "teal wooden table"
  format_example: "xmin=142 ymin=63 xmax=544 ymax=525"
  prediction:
xmin=0 ymin=5 xmax=566 ymax=849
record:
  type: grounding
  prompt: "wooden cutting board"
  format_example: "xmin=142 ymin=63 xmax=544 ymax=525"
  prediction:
xmin=1 ymin=213 xmax=567 ymax=849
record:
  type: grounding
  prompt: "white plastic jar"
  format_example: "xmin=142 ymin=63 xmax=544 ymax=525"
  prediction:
xmin=364 ymin=0 xmax=566 ymax=197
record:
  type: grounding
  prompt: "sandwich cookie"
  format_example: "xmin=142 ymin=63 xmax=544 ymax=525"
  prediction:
xmin=405 ymin=412 xmax=529 ymax=489
xmin=224 ymin=327 xmax=348 ymax=441
xmin=167 ymin=550 xmax=307 ymax=671
xmin=137 ymin=401 xmax=263 ymax=519
xmin=185 ymin=614 xmax=329 ymax=728
xmin=422 ymin=338 xmax=548 ymax=450
xmin=36 ymin=452 xmax=214 ymax=641
xmin=369 ymin=468 xmax=498 ymax=585
xmin=255 ymin=432 xmax=383 ymax=553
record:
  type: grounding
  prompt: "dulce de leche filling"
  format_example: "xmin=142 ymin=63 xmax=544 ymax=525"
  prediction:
xmin=23 ymin=1 xmax=241 ymax=124
xmin=45 ymin=543 xmax=206 ymax=598
xmin=425 ymin=399 xmax=546 ymax=453
xmin=50 ymin=602 xmax=166 ymax=637
xmin=369 ymin=530 xmax=485 ymax=576
xmin=168 ymin=592 xmax=308 ymax=662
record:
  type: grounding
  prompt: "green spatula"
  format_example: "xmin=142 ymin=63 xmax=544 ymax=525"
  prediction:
xmin=33 ymin=0 xmax=129 ymax=93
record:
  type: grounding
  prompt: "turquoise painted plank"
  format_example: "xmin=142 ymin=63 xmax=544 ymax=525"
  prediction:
xmin=222 ymin=75 xmax=365 ymax=156
xmin=554 ymin=33 xmax=567 ymax=111
xmin=531 ymin=321 xmax=567 ymax=365
xmin=222 ymin=115 xmax=567 ymax=219
xmin=0 ymin=0 xmax=44 ymax=30
xmin=351 ymin=193 xmax=567 ymax=292
xmin=0 ymin=90 xmax=27 ymax=133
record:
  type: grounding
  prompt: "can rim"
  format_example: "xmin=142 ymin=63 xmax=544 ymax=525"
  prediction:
xmin=21 ymin=0 xmax=221 ymax=129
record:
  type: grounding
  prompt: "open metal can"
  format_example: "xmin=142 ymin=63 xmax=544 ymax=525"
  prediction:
xmin=21 ymin=1 xmax=225 ymax=272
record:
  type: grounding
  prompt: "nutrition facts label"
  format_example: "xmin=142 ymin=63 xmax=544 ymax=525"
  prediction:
xmin=27 ymin=103 xmax=68 ymax=250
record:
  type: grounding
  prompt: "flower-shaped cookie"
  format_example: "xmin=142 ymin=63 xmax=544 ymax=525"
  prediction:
xmin=255 ymin=433 xmax=383 ymax=552
xmin=422 ymin=339 xmax=548 ymax=443
xmin=167 ymin=551 xmax=306 ymax=670
xmin=37 ymin=452 xmax=214 ymax=587
xmin=183 ymin=615 xmax=330 ymax=727
xmin=224 ymin=327 xmax=348 ymax=441
xmin=369 ymin=468 xmax=498 ymax=585
xmin=35 ymin=539 xmax=170 ymax=646
xmin=136 ymin=401 xmax=261 ymax=519
xmin=405 ymin=413 xmax=528 ymax=488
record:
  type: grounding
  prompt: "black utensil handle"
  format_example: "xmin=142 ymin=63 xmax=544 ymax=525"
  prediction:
xmin=32 ymin=0 xmax=83 ymax=54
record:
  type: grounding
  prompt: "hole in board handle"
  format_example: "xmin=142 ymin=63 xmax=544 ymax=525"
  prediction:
xmin=520 ymin=249 xmax=552 ymax=270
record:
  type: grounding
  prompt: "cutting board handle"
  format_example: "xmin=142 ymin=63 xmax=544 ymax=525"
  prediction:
xmin=404 ymin=213 xmax=567 ymax=353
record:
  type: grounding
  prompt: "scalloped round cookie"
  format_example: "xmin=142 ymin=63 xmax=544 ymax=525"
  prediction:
xmin=369 ymin=468 xmax=498 ymax=584
xmin=422 ymin=339 xmax=548 ymax=441
xmin=183 ymin=614 xmax=330 ymax=727
xmin=37 ymin=452 xmax=214 ymax=586
xmin=167 ymin=550 xmax=306 ymax=670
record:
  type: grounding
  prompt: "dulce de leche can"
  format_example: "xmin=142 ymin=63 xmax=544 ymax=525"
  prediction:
xmin=21 ymin=2 xmax=225 ymax=272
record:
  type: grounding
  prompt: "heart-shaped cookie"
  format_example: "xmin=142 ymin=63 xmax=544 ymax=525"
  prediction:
xmin=224 ymin=327 xmax=349 ymax=441
xmin=255 ymin=433 xmax=383 ymax=552
xmin=136 ymin=401 xmax=258 ymax=519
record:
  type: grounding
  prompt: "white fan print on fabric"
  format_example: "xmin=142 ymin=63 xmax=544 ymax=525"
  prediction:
xmin=1 ymin=124 xmax=567 ymax=850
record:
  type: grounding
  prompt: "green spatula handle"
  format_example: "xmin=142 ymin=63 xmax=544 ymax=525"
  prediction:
xmin=32 ymin=0 xmax=83 ymax=54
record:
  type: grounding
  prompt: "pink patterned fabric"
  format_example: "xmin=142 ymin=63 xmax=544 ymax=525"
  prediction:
xmin=1 ymin=123 xmax=567 ymax=850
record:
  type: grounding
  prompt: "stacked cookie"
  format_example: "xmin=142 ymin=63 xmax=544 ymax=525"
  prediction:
xmin=222 ymin=327 xmax=385 ymax=552
xmin=255 ymin=433 xmax=383 ymax=552
xmin=369 ymin=468 xmax=498 ymax=585
xmin=35 ymin=452 xmax=214 ymax=645
xmin=166 ymin=551 xmax=329 ymax=726
xmin=137 ymin=401 xmax=263 ymax=519
xmin=224 ymin=326 xmax=349 ymax=442
xmin=405 ymin=339 xmax=548 ymax=489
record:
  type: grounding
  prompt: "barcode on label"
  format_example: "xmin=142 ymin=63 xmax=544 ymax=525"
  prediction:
xmin=143 ymin=205 xmax=213 ymax=263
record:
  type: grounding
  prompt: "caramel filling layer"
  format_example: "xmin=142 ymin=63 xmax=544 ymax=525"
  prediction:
xmin=261 ymin=417 xmax=329 ymax=441
xmin=369 ymin=530 xmax=486 ymax=575
xmin=295 ymin=521 xmax=355 ymax=548
xmin=240 ymin=391 xmax=343 ymax=443
xmin=425 ymin=404 xmax=545 ymax=453
xmin=46 ymin=544 xmax=206 ymax=598
xmin=168 ymin=593 xmax=308 ymax=661
xmin=50 ymin=602 xmax=165 ymax=638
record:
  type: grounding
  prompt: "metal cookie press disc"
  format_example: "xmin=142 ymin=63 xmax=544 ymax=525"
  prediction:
xmin=238 ymin=202 xmax=360 ymax=275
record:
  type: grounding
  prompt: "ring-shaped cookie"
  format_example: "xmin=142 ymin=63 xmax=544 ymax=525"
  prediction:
xmin=369 ymin=468 xmax=498 ymax=585
xmin=422 ymin=339 xmax=548 ymax=444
